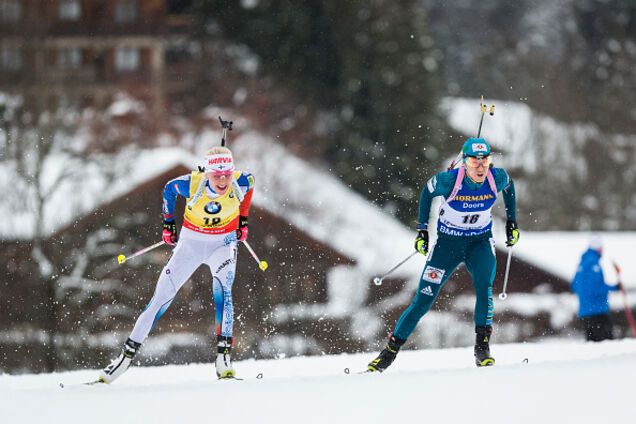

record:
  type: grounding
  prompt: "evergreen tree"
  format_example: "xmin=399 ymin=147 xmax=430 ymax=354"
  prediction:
xmin=199 ymin=0 xmax=452 ymax=222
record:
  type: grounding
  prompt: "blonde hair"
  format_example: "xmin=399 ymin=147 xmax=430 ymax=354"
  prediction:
xmin=206 ymin=146 xmax=232 ymax=156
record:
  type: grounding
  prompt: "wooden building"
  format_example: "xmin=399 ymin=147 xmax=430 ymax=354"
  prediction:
xmin=0 ymin=0 xmax=195 ymax=110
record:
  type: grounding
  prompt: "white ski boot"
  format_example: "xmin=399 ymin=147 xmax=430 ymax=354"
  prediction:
xmin=98 ymin=338 xmax=141 ymax=384
xmin=215 ymin=336 xmax=236 ymax=379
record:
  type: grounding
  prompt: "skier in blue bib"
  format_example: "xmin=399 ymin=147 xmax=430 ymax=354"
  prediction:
xmin=368 ymin=137 xmax=520 ymax=371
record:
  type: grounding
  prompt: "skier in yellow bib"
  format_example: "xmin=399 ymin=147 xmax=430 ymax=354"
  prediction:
xmin=99 ymin=146 xmax=254 ymax=382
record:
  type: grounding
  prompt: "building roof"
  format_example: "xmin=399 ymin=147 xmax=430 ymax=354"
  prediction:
xmin=509 ymin=231 xmax=636 ymax=288
xmin=1 ymin=129 xmax=422 ymax=279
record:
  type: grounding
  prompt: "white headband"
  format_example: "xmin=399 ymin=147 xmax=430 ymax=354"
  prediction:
xmin=204 ymin=153 xmax=234 ymax=174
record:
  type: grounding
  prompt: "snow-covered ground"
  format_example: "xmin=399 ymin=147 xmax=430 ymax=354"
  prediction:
xmin=2 ymin=339 xmax=635 ymax=424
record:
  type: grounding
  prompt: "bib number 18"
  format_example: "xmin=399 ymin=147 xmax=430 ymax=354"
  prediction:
xmin=462 ymin=214 xmax=480 ymax=224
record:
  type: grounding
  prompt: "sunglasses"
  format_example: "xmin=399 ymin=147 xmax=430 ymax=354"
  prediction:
xmin=209 ymin=170 xmax=233 ymax=178
xmin=465 ymin=155 xmax=491 ymax=168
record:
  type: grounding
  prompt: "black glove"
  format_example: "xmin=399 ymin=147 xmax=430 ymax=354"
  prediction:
xmin=505 ymin=220 xmax=520 ymax=247
xmin=236 ymin=216 xmax=249 ymax=242
xmin=414 ymin=230 xmax=429 ymax=255
xmin=162 ymin=219 xmax=178 ymax=246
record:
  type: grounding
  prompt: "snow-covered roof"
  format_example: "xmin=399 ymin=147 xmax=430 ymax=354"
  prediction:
xmin=1 ymin=128 xmax=423 ymax=283
xmin=441 ymin=97 xmax=636 ymax=288
xmin=508 ymin=231 xmax=636 ymax=288
xmin=442 ymin=96 xmax=610 ymax=172
xmin=0 ymin=147 xmax=196 ymax=240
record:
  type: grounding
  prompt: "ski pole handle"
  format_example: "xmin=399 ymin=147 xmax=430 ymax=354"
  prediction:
xmin=448 ymin=96 xmax=495 ymax=170
xmin=117 ymin=241 xmax=166 ymax=265
xmin=242 ymin=240 xmax=268 ymax=271
xmin=499 ymin=246 xmax=513 ymax=300
xmin=373 ymin=251 xmax=419 ymax=286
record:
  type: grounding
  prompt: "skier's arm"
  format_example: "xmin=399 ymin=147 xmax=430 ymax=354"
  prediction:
xmin=603 ymin=269 xmax=621 ymax=292
xmin=493 ymin=168 xmax=517 ymax=222
xmin=236 ymin=172 xmax=255 ymax=217
xmin=417 ymin=172 xmax=454 ymax=230
xmin=162 ymin=174 xmax=191 ymax=220
xmin=236 ymin=172 xmax=254 ymax=242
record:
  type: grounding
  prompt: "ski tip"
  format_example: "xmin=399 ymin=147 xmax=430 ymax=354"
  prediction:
xmin=344 ymin=367 xmax=377 ymax=375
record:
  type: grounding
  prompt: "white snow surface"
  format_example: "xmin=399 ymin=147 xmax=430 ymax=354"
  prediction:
xmin=2 ymin=339 xmax=635 ymax=423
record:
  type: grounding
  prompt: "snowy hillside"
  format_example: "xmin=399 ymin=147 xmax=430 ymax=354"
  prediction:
xmin=2 ymin=339 xmax=635 ymax=424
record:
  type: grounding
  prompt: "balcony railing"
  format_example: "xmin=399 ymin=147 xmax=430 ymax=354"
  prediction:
xmin=0 ymin=16 xmax=194 ymax=38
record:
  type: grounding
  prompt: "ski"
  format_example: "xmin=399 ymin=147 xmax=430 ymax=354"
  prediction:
xmin=344 ymin=367 xmax=377 ymax=375
xmin=218 ymin=376 xmax=244 ymax=381
xmin=59 ymin=379 xmax=106 ymax=388
xmin=218 ymin=372 xmax=263 ymax=381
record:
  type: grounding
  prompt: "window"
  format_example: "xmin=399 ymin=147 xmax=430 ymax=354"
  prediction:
xmin=115 ymin=0 xmax=137 ymax=24
xmin=0 ymin=0 xmax=22 ymax=22
xmin=58 ymin=0 xmax=81 ymax=21
xmin=57 ymin=48 xmax=82 ymax=69
xmin=115 ymin=47 xmax=140 ymax=71
xmin=0 ymin=48 xmax=22 ymax=70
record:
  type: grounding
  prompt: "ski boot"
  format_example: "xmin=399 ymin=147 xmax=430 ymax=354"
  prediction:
xmin=98 ymin=338 xmax=142 ymax=383
xmin=367 ymin=335 xmax=405 ymax=372
xmin=215 ymin=336 xmax=236 ymax=379
xmin=474 ymin=325 xmax=495 ymax=367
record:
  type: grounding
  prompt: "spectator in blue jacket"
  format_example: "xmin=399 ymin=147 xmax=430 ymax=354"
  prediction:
xmin=571 ymin=235 xmax=622 ymax=341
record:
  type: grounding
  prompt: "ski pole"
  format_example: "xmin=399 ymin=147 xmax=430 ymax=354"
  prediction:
xmin=447 ymin=96 xmax=495 ymax=170
xmin=117 ymin=241 xmax=165 ymax=265
xmin=373 ymin=251 xmax=419 ymax=286
xmin=218 ymin=116 xmax=233 ymax=147
xmin=613 ymin=262 xmax=636 ymax=338
xmin=242 ymin=240 xmax=268 ymax=271
xmin=476 ymin=95 xmax=495 ymax=138
xmin=499 ymin=246 xmax=513 ymax=300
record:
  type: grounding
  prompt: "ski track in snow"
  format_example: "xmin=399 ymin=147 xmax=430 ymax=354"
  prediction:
xmin=1 ymin=339 xmax=635 ymax=423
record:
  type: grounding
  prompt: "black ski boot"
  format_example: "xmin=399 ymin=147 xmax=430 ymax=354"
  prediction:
xmin=474 ymin=325 xmax=495 ymax=367
xmin=367 ymin=335 xmax=405 ymax=372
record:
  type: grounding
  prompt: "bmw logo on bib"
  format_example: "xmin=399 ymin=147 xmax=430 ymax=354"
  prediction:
xmin=204 ymin=201 xmax=222 ymax=214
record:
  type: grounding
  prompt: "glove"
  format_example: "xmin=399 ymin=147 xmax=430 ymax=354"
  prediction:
xmin=162 ymin=219 xmax=178 ymax=246
xmin=236 ymin=216 xmax=248 ymax=242
xmin=506 ymin=220 xmax=520 ymax=247
xmin=414 ymin=230 xmax=429 ymax=255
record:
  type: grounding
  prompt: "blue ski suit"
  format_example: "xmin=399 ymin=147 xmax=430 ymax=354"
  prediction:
xmin=571 ymin=249 xmax=620 ymax=318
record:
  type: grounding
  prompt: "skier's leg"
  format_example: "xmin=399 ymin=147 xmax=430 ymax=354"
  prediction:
xmin=588 ymin=314 xmax=611 ymax=341
xmin=393 ymin=237 xmax=463 ymax=340
xmin=206 ymin=238 xmax=238 ymax=378
xmin=100 ymin=239 xmax=202 ymax=383
xmin=598 ymin=314 xmax=614 ymax=340
xmin=465 ymin=236 xmax=497 ymax=366
xmin=582 ymin=316 xmax=594 ymax=341
xmin=129 ymin=239 xmax=203 ymax=342
xmin=465 ymin=237 xmax=497 ymax=327
xmin=368 ymin=237 xmax=463 ymax=372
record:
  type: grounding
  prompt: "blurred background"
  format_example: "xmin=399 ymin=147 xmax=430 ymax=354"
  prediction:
xmin=1 ymin=0 xmax=635 ymax=374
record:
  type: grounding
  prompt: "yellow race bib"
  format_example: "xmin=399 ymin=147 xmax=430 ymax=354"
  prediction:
xmin=183 ymin=171 xmax=242 ymax=234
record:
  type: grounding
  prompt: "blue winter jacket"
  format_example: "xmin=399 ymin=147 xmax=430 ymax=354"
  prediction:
xmin=571 ymin=249 xmax=620 ymax=318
